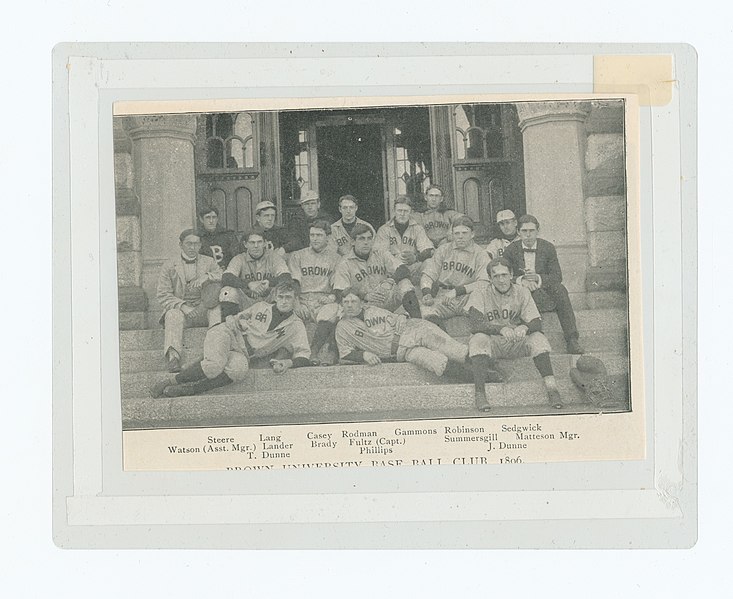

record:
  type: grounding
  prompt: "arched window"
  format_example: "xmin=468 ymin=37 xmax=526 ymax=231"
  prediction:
xmin=206 ymin=113 xmax=257 ymax=170
xmin=453 ymin=104 xmax=504 ymax=160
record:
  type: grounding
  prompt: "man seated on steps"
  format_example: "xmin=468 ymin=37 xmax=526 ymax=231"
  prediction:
xmin=414 ymin=184 xmax=465 ymax=248
xmin=332 ymin=223 xmax=422 ymax=318
xmin=419 ymin=216 xmax=491 ymax=329
xmin=330 ymin=194 xmax=376 ymax=257
xmin=335 ymin=291 xmax=469 ymax=377
xmin=465 ymin=257 xmax=563 ymax=412
xmin=484 ymin=209 xmax=520 ymax=260
xmin=502 ymin=214 xmax=584 ymax=355
xmin=288 ymin=219 xmax=342 ymax=365
xmin=373 ymin=196 xmax=435 ymax=285
xmin=156 ymin=229 xmax=223 ymax=373
xmin=151 ymin=281 xmax=312 ymax=398
xmin=218 ymin=229 xmax=292 ymax=319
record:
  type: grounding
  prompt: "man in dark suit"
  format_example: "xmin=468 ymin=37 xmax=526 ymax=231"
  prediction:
xmin=503 ymin=214 xmax=584 ymax=355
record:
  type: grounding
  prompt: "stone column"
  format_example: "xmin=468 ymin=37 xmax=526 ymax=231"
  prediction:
xmin=123 ymin=115 xmax=198 ymax=311
xmin=429 ymin=105 xmax=456 ymax=207
xmin=114 ymin=118 xmax=147 ymax=329
xmin=516 ymin=101 xmax=592 ymax=308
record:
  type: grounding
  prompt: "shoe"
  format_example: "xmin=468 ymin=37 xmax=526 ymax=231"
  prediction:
xmin=316 ymin=343 xmax=338 ymax=366
xmin=475 ymin=387 xmax=491 ymax=412
xmin=547 ymin=388 xmax=564 ymax=409
xmin=162 ymin=383 xmax=196 ymax=398
xmin=167 ymin=354 xmax=182 ymax=373
xmin=566 ymin=338 xmax=584 ymax=355
xmin=150 ymin=376 xmax=175 ymax=398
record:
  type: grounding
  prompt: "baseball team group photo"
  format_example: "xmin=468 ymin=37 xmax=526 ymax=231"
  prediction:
xmin=114 ymin=98 xmax=633 ymax=431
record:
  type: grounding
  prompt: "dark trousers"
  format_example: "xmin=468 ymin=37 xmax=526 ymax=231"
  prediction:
xmin=532 ymin=283 xmax=578 ymax=341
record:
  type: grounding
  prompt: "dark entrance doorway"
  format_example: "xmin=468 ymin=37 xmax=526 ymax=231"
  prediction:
xmin=316 ymin=124 xmax=385 ymax=228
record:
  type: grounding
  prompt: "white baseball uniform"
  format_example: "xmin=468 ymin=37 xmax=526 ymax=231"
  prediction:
xmin=335 ymin=306 xmax=467 ymax=376
xmin=289 ymin=245 xmax=341 ymax=322
xmin=220 ymin=249 xmax=290 ymax=308
xmin=420 ymin=240 xmax=491 ymax=318
xmin=465 ymin=283 xmax=552 ymax=358
xmin=330 ymin=218 xmax=376 ymax=256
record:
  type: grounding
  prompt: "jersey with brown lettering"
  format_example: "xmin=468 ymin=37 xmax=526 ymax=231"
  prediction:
xmin=421 ymin=241 xmax=491 ymax=288
xmin=415 ymin=208 xmax=463 ymax=246
xmin=289 ymin=246 xmax=340 ymax=294
xmin=335 ymin=306 xmax=407 ymax=359
xmin=465 ymin=282 xmax=540 ymax=327
xmin=225 ymin=249 xmax=289 ymax=285
xmin=374 ymin=218 xmax=433 ymax=258
xmin=333 ymin=248 xmax=402 ymax=297
xmin=330 ymin=218 xmax=376 ymax=256
xmin=238 ymin=301 xmax=310 ymax=359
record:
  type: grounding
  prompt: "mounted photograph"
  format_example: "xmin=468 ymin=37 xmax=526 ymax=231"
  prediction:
xmin=114 ymin=95 xmax=642 ymax=470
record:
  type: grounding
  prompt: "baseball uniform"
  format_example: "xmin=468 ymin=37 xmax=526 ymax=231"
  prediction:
xmin=220 ymin=249 xmax=290 ymax=309
xmin=336 ymin=307 xmax=467 ymax=376
xmin=373 ymin=218 xmax=433 ymax=280
xmin=465 ymin=283 xmax=552 ymax=358
xmin=235 ymin=301 xmax=311 ymax=361
xmin=420 ymin=241 xmax=491 ymax=319
xmin=289 ymin=245 xmax=341 ymax=323
xmin=330 ymin=217 xmax=376 ymax=256
xmin=485 ymin=234 xmax=519 ymax=260
xmin=333 ymin=248 xmax=410 ymax=312
xmin=415 ymin=208 xmax=464 ymax=247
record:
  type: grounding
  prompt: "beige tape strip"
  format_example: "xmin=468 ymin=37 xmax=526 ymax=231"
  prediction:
xmin=594 ymin=55 xmax=673 ymax=106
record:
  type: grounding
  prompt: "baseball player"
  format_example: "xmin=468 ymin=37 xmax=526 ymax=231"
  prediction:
xmin=373 ymin=196 xmax=434 ymax=283
xmin=335 ymin=291 xmax=469 ymax=377
xmin=253 ymin=200 xmax=288 ymax=256
xmin=414 ymin=185 xmax=465 ymax=248
xmin=330 ymin=194 xmax=376 ymax=256
xmin=156 ymin=229 xmax=223 ymax=373
xmin=288 ymin=219 xmax=342 ymax=364
xmin=150 ymin=281 xmax=312 ymax=398
xmin=219 ymin=229 xmax=292 ymax=318
xmin=419 ymin=216 xmax=491 ymax=324
xmin=333 ymin=223 xmax=422 ymax=318
xmin=196 ymin=205 xmax=241 ymax=269
xmin=484 ymin=209 xmax=520 ymax=260
xmin=465 ymin=257 xmax=563 ymax=412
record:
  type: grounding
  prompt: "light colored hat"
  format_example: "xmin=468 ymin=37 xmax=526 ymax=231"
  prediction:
xmin=255 ymin=200 xmax=277 ymax=213
xmin=496 ymin=209 xmax=516 ymax=223
xmin=299 ymin=190 xmax=320 ymax=204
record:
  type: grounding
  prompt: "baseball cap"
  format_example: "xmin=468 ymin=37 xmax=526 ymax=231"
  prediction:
xmin=496 ymin=209 xmax=516 ymax=223
xmin=255 ymin=200 xmax=277 ymax=213
xmin=298 ymin=190 xmax=320 ymax=204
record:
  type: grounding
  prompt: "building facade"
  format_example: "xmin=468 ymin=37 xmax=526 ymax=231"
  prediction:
xmin=114 ymin=100 xmax=628 ymax=328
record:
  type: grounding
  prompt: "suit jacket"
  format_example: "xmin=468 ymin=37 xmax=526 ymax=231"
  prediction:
xmin=503 ymin=238 xmax=563 ymax=287
xmin=156 ymin=253 xmax=223 ymax=320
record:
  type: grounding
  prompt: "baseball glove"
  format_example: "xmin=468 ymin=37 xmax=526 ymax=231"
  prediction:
xmin=569 ymin=356 xmax=628 ymax=409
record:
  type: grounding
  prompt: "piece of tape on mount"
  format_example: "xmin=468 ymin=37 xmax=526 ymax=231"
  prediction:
xmin=594 ymin=55 xmax=674 ymax=106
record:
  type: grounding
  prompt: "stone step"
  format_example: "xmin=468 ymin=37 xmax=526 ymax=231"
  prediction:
xmin=118 ymin=308 xmax=630 ymax=352
xmin=121 ymin=373 xmax=630 ymax=430
xmin=120 ymin=352 xmax=629 ymax=399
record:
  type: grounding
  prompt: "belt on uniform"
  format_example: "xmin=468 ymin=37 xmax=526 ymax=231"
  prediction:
xmin=390 ymin=334 xmax=401 ymax=356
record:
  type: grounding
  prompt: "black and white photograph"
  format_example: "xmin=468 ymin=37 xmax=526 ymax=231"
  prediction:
xmin=114 ymin=96 xmax=642 ymax=470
